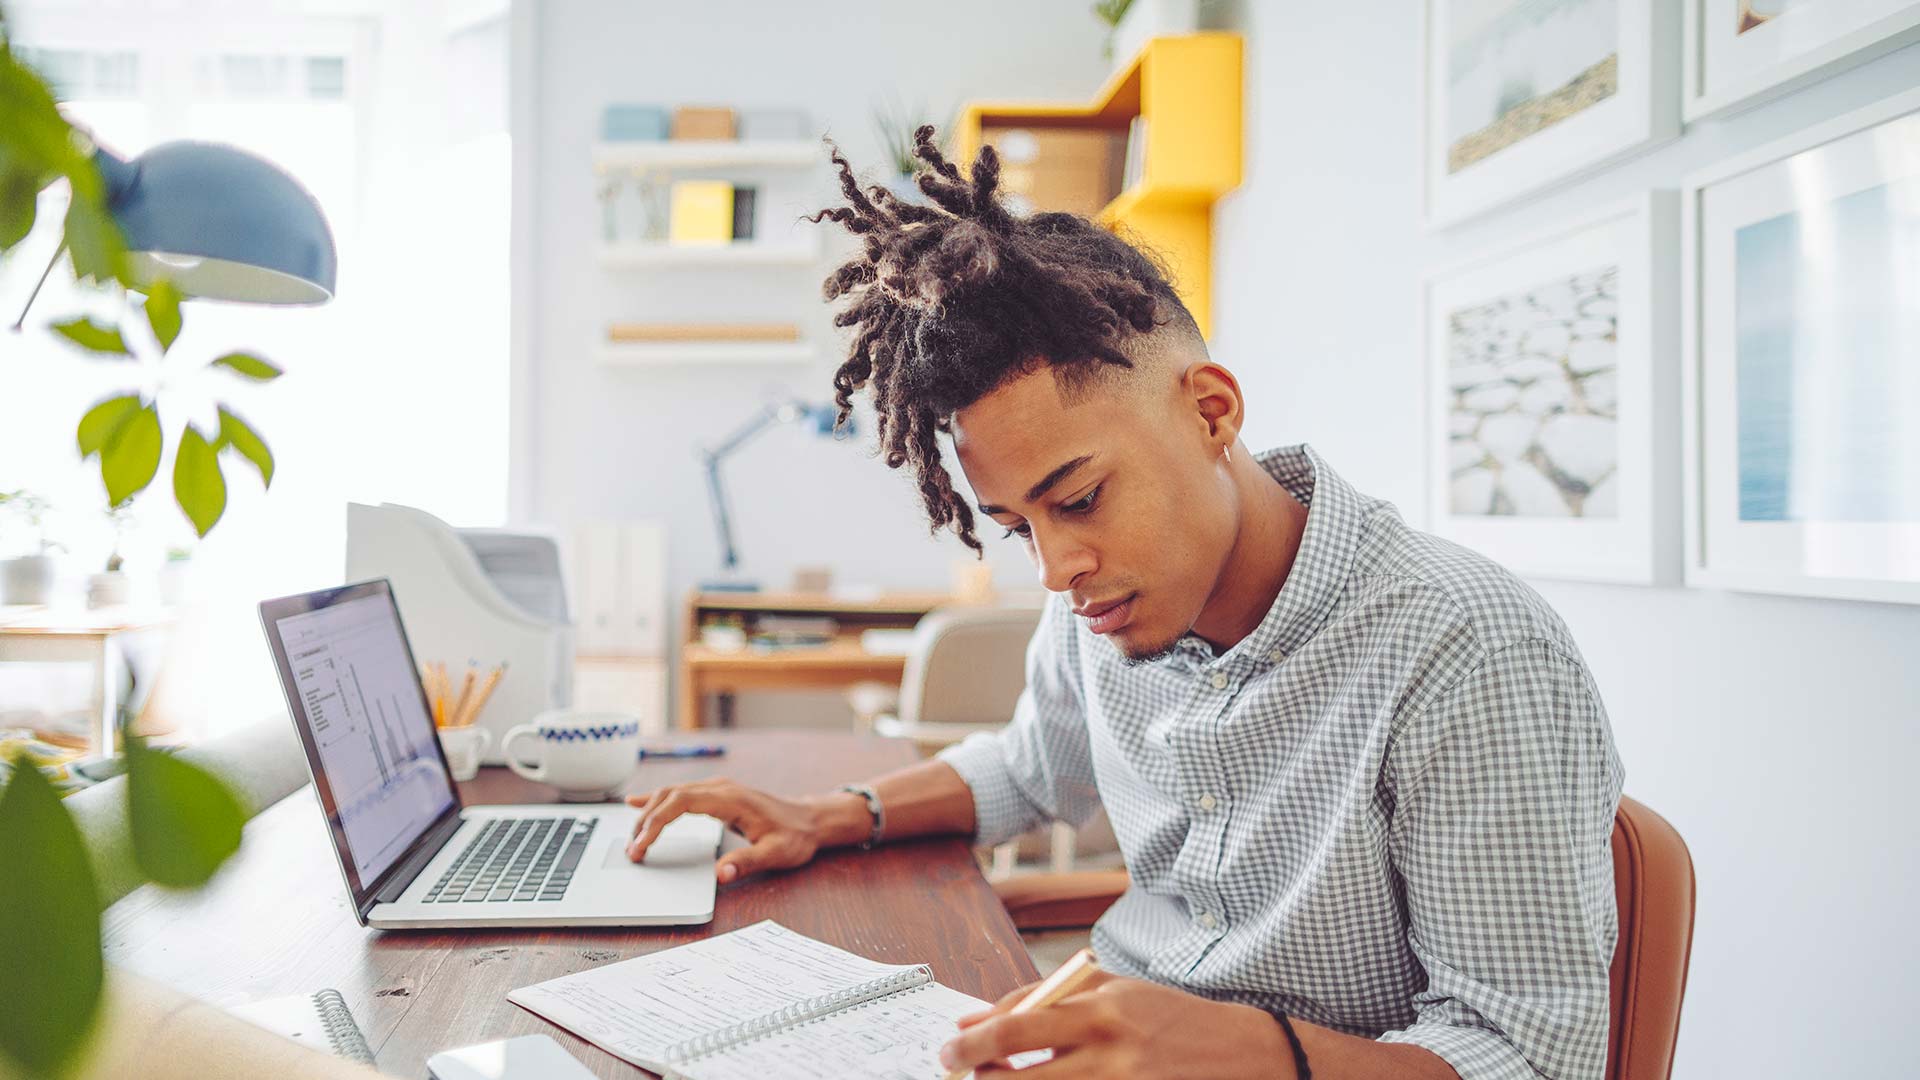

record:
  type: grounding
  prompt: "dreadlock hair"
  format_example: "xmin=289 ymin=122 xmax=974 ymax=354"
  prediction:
xmin=805 ymin=124 xmax=1201 ymax=554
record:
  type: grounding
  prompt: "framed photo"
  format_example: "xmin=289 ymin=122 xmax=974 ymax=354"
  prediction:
xmin=1424 ymin=193 xmax=1681 ymax=585
xmin=1422 ymin=0 xmax=1680 ymax=227
xmin=1682 ymin=86 xmax=1920 ymax=604
xmin=1683 ymin=0 xmax=1920 ymax=122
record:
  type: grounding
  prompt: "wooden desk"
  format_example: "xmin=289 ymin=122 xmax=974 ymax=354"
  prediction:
xmin=102 ymin=732 xmax=1037 ymax=1078
xmin=678 ymin=590 xmax=959 ymax=730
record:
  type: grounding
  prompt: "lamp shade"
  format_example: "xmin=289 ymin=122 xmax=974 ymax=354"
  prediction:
xmin=92 ymin=141 xmax=337 ymax=304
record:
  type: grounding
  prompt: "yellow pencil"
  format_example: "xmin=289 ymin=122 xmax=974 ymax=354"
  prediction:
xmin=941 ymin=948 xmax=1100 ymax=1080
xmin=460 ymin=663 xmax=507 ymax=728
xmin=449 ymin=664 xmax=477 ymax=728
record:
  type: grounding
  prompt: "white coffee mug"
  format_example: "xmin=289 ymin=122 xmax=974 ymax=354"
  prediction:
xmin=501 ymin=710 xmax=642 ymax=801
xmin=437 ymin=725 xmax=493 ymax=782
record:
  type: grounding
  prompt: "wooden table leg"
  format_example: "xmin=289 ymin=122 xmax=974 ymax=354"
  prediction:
xmin=677 ymin=668 xmax=703 ymax=730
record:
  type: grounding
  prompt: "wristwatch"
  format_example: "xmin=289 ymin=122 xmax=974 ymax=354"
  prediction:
xmin=837 ymin=784 xmax=885 ymax=850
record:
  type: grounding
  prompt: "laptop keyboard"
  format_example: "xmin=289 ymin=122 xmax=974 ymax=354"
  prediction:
xmin=421 ymin=816 xmax=597 ymax=904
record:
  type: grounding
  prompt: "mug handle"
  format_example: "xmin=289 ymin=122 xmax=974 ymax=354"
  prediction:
xmin=501 ymin=724 xmax=544 ymax=783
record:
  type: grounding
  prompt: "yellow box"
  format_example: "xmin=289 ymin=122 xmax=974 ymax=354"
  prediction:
xmin=669 ymin=180 xmax=735 ymax=245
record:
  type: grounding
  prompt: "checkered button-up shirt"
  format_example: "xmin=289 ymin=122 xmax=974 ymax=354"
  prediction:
xmin=939 ymin=444 xmax=1624 ymax=1080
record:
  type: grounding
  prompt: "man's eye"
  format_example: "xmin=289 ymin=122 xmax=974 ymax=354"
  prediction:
xmin=1002 ymin=523 xmax=1032 ymax=540
xmin=1064 ymin=486 xmax=1100 ymax=514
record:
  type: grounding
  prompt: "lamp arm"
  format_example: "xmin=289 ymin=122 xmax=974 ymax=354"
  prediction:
xmin=703 ymin=451 xmax=741 ymax=573
xmin=8 ymin=238 xmax=67 ymax=333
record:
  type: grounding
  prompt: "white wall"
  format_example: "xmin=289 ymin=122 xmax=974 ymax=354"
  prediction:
xmin=511 ymin=0 xmax=1113 ymax=723
xmin=1209 ymin=4 xmax=1920 ymax=1077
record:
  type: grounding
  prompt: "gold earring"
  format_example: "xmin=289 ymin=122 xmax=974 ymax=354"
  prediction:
xmin=1223 ymin=446 xmax=1232 ymax=464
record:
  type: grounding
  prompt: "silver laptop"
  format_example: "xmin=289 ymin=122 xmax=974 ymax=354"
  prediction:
xmin=259 ymin=579 xmax=722 ymax=929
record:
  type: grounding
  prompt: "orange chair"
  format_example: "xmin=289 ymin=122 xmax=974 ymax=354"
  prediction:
xmin=994 ymin=795 xmax=1696 ymax=1080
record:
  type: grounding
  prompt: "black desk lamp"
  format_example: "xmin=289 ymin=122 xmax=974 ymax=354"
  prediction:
xmin=699 ymin=398 xmax=853 ymax=592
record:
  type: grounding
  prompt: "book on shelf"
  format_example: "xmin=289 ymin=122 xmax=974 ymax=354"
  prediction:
xmin=731 ymin=185 xmax=756 ymax=240
xmin=669 ymin=180 xmax=735 ymax=244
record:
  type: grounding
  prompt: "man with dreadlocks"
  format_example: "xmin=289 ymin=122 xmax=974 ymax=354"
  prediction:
xmin=627 ymin=127 xmax=1623 ymax=1080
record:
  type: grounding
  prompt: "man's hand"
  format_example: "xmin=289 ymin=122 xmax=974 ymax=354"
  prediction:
xmin=940 ymin=970 xmax=1295 ymax=1078
xmin=625 ymin=778 xmax=867 ymax=883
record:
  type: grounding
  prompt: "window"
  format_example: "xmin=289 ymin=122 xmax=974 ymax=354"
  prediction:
xmin=1 ymin=4 xmax=510 ymax=740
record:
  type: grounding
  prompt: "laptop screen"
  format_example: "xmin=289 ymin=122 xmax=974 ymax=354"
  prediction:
xmin=264 ymin=582 xmax=457 ymax=898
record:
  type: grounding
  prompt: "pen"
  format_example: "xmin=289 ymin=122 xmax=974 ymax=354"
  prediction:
xmin=941 ymin=947 xmax=1101 ymax=1080
xmin=637 ymin=745 xmax=727 ymax=759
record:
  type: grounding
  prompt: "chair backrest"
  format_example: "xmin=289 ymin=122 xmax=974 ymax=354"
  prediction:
xmin=897 ymin=605 xmax=1045 ymax=727
xmin=1606 ymin=795 xmax=1696 ymax=1080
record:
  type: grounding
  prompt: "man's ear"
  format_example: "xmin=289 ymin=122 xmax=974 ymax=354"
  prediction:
xmin=1182 ymin=362 xmax=1245 ymax=454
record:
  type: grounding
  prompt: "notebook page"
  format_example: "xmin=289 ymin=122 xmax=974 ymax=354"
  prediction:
xmin=508 ymin=920 xmax=921 ymax=1070
xmin=672 ymin=982 xmax=1048 ymax=1080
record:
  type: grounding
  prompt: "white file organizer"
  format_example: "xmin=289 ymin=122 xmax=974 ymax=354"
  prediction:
xmin=346 ymin=503 xmax=573 ymax=764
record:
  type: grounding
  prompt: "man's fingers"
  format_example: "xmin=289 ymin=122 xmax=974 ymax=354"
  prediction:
xmin=714 ymin=836 xmax=792 ymax=883
xmin=627 ymin=791 xmax=687 ymax=860
xmin=628 ymin=787 xmax=756 ymax=861
xmin=938 ymin=1001 xmax=1101 ymax=1074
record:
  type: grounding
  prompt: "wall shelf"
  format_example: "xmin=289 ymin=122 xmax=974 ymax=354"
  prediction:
xmin=597 ymin=341 xmax=813 ymax=366
xmin=953 ymin=33 xmax=1243 ymax=337
xmin=598 ymin=239 xmax=819 ymax=267
xmin=591 ymin=139 xmax=821 ymax=171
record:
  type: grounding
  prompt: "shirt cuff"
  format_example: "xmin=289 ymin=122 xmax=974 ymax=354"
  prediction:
xmin=936 ymin=731 xmax=1043 ymax=847
xmin=1377 ymin=1021 xmax=1543 ymax=1080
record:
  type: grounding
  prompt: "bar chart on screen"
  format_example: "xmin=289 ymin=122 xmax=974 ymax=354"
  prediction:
xmin=279 ymin=594 xmax=454 ymax=880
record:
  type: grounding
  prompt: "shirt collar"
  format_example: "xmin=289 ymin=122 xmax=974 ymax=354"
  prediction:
xmin=1165 ymin=443 xmax=1364 ymax=673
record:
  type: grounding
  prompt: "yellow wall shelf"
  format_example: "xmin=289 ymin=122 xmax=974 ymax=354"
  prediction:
xmin=953 ymin=33 xmax=1243 ymax=337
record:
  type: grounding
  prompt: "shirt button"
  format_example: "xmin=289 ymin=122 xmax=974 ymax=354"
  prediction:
xmin=1269 ymin=648 xmax=1286 ymax=663
xmin=1197 ymin=911 xmax=1219 ymax=930
xmin=1209 ymin=671 xmax=1228 ymax=690
xmin=1197 ymin=794 xmax=1218 ymax=812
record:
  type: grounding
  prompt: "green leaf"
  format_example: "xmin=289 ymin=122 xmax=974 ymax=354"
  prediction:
xmin=125 ymin=738 xmax=245 ymax=888
xmin=76 ymin=394 xmax=141 ymax=457
xmin=0 ymin=167 xmax=39 ymax=252
xmin=61 ymin=193 xmax=126 ymax=286
xmin=99 ymin=401 xmax=161 ymax=506
xmin=208 ymin=351 xmax=283 ymax=382
xmin=0 ymin=755 xmax=105 ymax=1076
xmin=50 ymin=316 xmax=129 ymax=355
xmin=140 ymin=279 xmax=183 ymax=354
xmin=216 ymin=406 xmax=274 ymax=488
xmin=171 ymin=424 xmax=227 ymax=537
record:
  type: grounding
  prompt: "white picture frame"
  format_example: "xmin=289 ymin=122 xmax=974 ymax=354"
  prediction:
xmin=1423 ymin=193 xmax=1681 ymax=585
xmin=1681 ymin=85 xmax=1920 ymax=605
xmin=1683 ymin=0 xmax=1920 ymax=122
xmin=1421 ymin=0 xmax=1681 ymax=227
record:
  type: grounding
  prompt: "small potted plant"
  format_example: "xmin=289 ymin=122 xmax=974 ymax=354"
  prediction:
xmin=86 ymin=504 xmax=135 ymax=609
xmin=873 ymin=98 xmax=944 ymax=203
xmin=0 ymin=491 xmax=63 ymax=606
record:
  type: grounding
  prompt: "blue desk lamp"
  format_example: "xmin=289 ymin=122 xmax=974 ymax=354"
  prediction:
xmin=11 ymin=139 xmax=336 ymax=328
xmin=699 ymin=399 xmax=853 ymax=593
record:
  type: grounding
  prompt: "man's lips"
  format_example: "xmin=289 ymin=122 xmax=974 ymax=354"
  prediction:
xmin=1073 ymin=594 xmax=1136 ymax=634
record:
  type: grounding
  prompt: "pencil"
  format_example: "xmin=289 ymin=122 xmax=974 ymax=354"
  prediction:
xmin=460 ymin=663 xmax=507 ymax=727
xmin=941 ymin=947 xmax=1100 ymax=1080
xmin=449 ymin=664 xmax=477 ymax=728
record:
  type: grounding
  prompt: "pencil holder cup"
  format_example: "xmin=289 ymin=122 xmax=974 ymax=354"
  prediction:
xmin=502 ymin=710 xmax=642 ymax=801
xmin=437 ymin=725 xmax=492 ymax=782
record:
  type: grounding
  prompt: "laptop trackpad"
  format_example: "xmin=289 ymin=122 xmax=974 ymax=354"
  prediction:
xmin=602 ymin=813 xmax=722 ymax=870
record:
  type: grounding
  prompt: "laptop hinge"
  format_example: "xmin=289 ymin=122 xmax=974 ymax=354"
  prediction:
xmin=373 ymin=811 xmax=465 ymax=907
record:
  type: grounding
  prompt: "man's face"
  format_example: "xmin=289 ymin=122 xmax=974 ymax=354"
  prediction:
xmin=952 ymin=363 xmax=1241 ymax=662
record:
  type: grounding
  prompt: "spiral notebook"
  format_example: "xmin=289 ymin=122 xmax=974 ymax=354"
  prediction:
xmin=509 ymin=920 xmax=1031 ymax=1079
xmin=229 ymin=988 xmax=375 ymax=1065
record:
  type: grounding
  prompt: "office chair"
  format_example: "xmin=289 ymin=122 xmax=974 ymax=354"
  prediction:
xmin=997 ymin=795 xmax=1696 ymax=1080
xmin=851 ymin=604 xmax=1104 ymax=876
